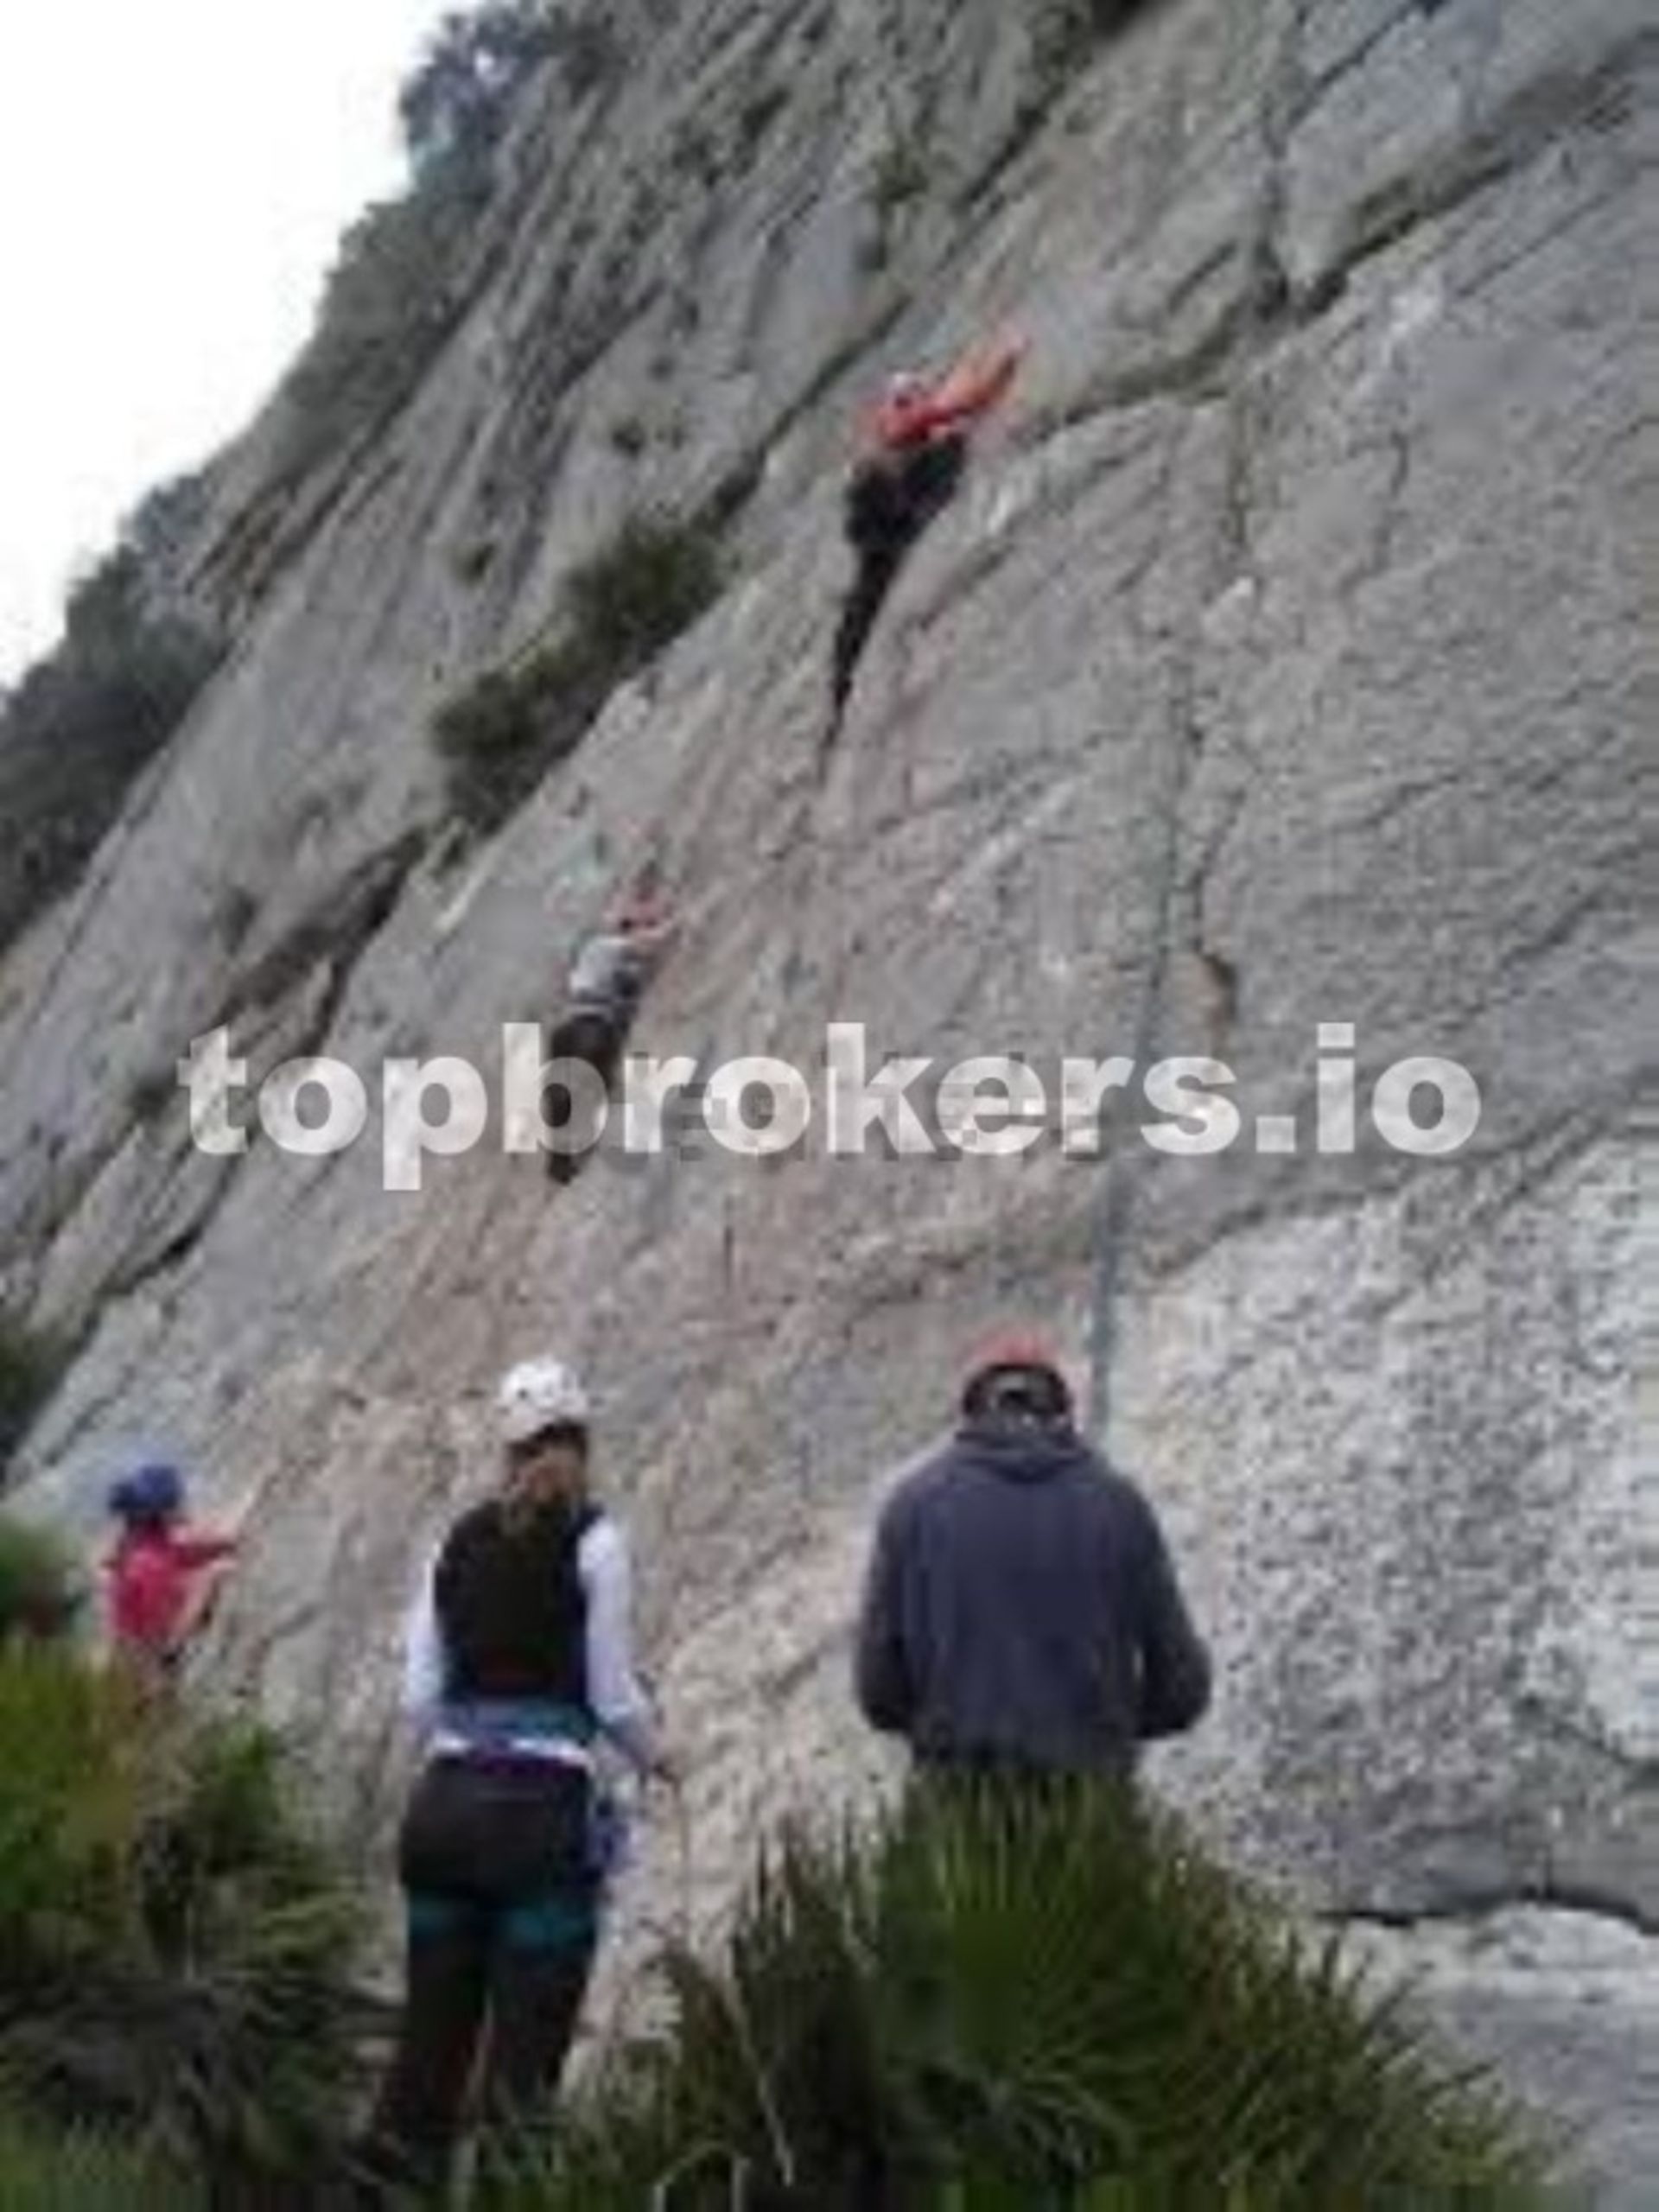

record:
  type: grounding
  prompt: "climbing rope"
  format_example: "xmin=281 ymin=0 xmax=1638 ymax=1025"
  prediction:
xmin=1083 ymin=737 xmax=1190 ymax=1445
xmin=1084 ymin=376 xmax=1255 ymax=1443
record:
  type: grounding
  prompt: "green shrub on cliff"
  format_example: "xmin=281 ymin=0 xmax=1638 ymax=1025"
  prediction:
xmin=0 ymin=1309 xmax=67 ymax=1472
xmin=1032 ymin=0 xmax=1155 ymax=83
xmin=400 ymin=3 xmax=563 ymax=171
xmin=0 ymin=1645 xmax=369 ymax=2195
xmin=0 ymin=1513 xmax=81 ymax=1643
xmin=434 ymin=511 xmax=724 ymax=832
xmin=0 ymin=549 xmax=222 ymax=957
xmin=958 ymin=0 xmax=1160 ymax=203
xmin=272 ymin=160 xmax=493 ymax=480
xmin=272 ymin=5 xmax=623 ymax=482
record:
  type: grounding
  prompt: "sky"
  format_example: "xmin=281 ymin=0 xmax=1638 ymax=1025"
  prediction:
xmin=0 ymin=1 xmax=455 ymax=687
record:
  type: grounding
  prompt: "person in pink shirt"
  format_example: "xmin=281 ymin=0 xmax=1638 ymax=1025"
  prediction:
xmin=105 ymin=1463 xmax=240 ymax=1686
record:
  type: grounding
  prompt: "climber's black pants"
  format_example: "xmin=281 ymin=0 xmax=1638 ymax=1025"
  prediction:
xmin=830 ymin=543 xmax=906 ymax=718
xmin=363 ymin=1759 xmax=601 ymax=2198
xmin=830 ymin=434 xmax=969 ymax=721
xmin=543 ymin=1006 xmax=627 ymax=1183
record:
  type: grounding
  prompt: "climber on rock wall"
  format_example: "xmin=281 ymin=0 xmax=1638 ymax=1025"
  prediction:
xmin=543 ymin=880 xmax=677 ymax=1185
xmin=853 ymin=1330 xmax=1211 ymax=1777
xmin=103 ymin=1463 xmax=243 ymax=1693
xmin=362 ymin=1357 xmax=676 ymax=2201
xmin=823 ymin=329 xmax=1026 ymax=761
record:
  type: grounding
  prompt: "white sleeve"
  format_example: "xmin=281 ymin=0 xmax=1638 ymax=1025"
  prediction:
xmin=402 ymin=1551 xmax=448 ymax=1727
xmin=579 ymin=1516 xmax=660 ymax=1772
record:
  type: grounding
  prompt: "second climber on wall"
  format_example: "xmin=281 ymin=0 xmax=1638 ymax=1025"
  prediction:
xmin=543 ymin=878 xmax=677 ymax=1185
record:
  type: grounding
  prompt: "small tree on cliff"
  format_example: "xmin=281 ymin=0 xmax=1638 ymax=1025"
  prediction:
xmin=399 ymin=3 xmax=561 ymax=170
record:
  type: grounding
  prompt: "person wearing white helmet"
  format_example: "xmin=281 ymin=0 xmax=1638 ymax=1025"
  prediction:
xmin=363 ymin=1357 xmax=673 ymax=2198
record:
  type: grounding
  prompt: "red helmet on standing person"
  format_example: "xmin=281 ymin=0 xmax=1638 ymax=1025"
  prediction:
xmin=961 ymin=1328 xmax=1073 ymax=1423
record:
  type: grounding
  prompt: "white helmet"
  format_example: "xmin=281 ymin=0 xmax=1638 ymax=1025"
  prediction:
xmin=496 ymin=1357 xmax=590 ymax=1444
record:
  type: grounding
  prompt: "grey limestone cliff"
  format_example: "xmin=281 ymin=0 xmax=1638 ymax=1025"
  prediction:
xmin=1 ymin=0 xmax=1654 ymax=2190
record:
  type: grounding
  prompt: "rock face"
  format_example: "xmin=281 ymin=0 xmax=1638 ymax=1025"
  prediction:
xmin=2 ymin=0 xmax=1654 ymax=2186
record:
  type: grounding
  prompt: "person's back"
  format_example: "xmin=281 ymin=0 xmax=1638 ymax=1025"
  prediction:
xmin=567 ymin=930 xmax=646 ymax=1023
xmin=365 ymin=1357 xmax=674 ymax=2197
xmin=429 ymin=1492 xmax=596 ymax=1726
xmin=855 ymin=1333 xmax=1210 ymax=1777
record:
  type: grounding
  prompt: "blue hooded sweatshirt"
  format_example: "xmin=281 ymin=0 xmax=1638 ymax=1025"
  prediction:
xmin=854 ymin=1420 xmax=1211 ymax=1775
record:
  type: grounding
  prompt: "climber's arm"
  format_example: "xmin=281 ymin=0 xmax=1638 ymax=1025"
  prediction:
xmin=1129 ymin=1495 xmax=1211 ymax=1740
xmin=580 ymin=1516 xmax=676 ymax=1781
xmin=169 ymin=1528 xmax=239 ymax=1570
xmin=631 ymin=916 xmax=679 ymax=963
xmin=402 ymin=1552 xmax=447 ymax=1727
xmin=920 ymin=332 xmax=1027 ymax=435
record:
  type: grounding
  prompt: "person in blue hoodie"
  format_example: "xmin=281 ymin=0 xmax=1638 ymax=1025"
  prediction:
xmin=854 ymin=1330 xmax=1211 ymax=1777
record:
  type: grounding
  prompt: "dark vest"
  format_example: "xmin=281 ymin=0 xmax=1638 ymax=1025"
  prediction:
xmin=433 ymin=1497 xmax=595 ymax=1707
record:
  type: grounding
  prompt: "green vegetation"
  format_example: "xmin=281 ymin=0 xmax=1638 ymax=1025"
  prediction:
xmin=271 ymin=5 xmax=623 ymax=483
xmin=0 ymin=538 xmax=223 ymax=958
xmin=0 ymin=2115 xmax=198 ymax=2212
xmin=671 ymin=118 xmax=724 ymax=194
xmin=0 ymin=1309 xmax=68 ymax=1473
xmin=543 ymin=9 xmax=623 ymax=105
xmin=125 ymin=1060 xmax=181 ymax=1126
xmin=453 ymin=535 xmax=499 ymax=585
xmin=434 ymin=511 xmax=724 ymax=832
xmin=0 ymin=1643 xmax=368 ymax=2197
xmin=398 ymin=3 xmax=563 ymax=172
xmin=505 ymin=1782 xmax=1550 ymax=2209
xmin=0 ymin=1512 xmax=80 ymax=1643
xmin=0 ymin=1679 xmax=1553 ymax=2208
xmin=873 ymin=131 xmax=930 ymax=219
xmin=862 ymin=126 xmax=931 ymax=274
xmin=964 ymin=0 xmax=1159 ymax=207
xmin=738 ymin=82 xmax=791 ymax=166
xmin=272 ymin=166 xmax=496 ymax=480
xmin=213 ymin=880 xmax=259 ymax=950
xmin=1032 ymin=0 xmax=1153 ymax=84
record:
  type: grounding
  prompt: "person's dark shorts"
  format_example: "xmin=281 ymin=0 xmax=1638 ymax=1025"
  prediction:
xmin=398 ymin=1757 xmax=601 ymax=1952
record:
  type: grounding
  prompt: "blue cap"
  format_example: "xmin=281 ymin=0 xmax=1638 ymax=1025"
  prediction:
xmin=110 ymin=1463 xmax=184 ymax=1522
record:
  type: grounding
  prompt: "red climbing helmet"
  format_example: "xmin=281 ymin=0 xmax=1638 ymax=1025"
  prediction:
xmin=873 ymin=369 xmax=934 ymax=450
xmin=961 ymin=1328 xmax=1071 ymax=1421
xmin=965 ymin=1326 xmax=1062 ymax=1385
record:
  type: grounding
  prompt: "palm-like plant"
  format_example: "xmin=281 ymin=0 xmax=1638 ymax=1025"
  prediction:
xmin=498 ymin=1779 xmax=1556 ymax=2211
xmin=0 ymin=1645 xmax=371 ymax=2198
xmin=0 ymin=1511 xmax=81 ymax=1642
xmin=0 ymin=2112 xmax=200 ymax=2210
